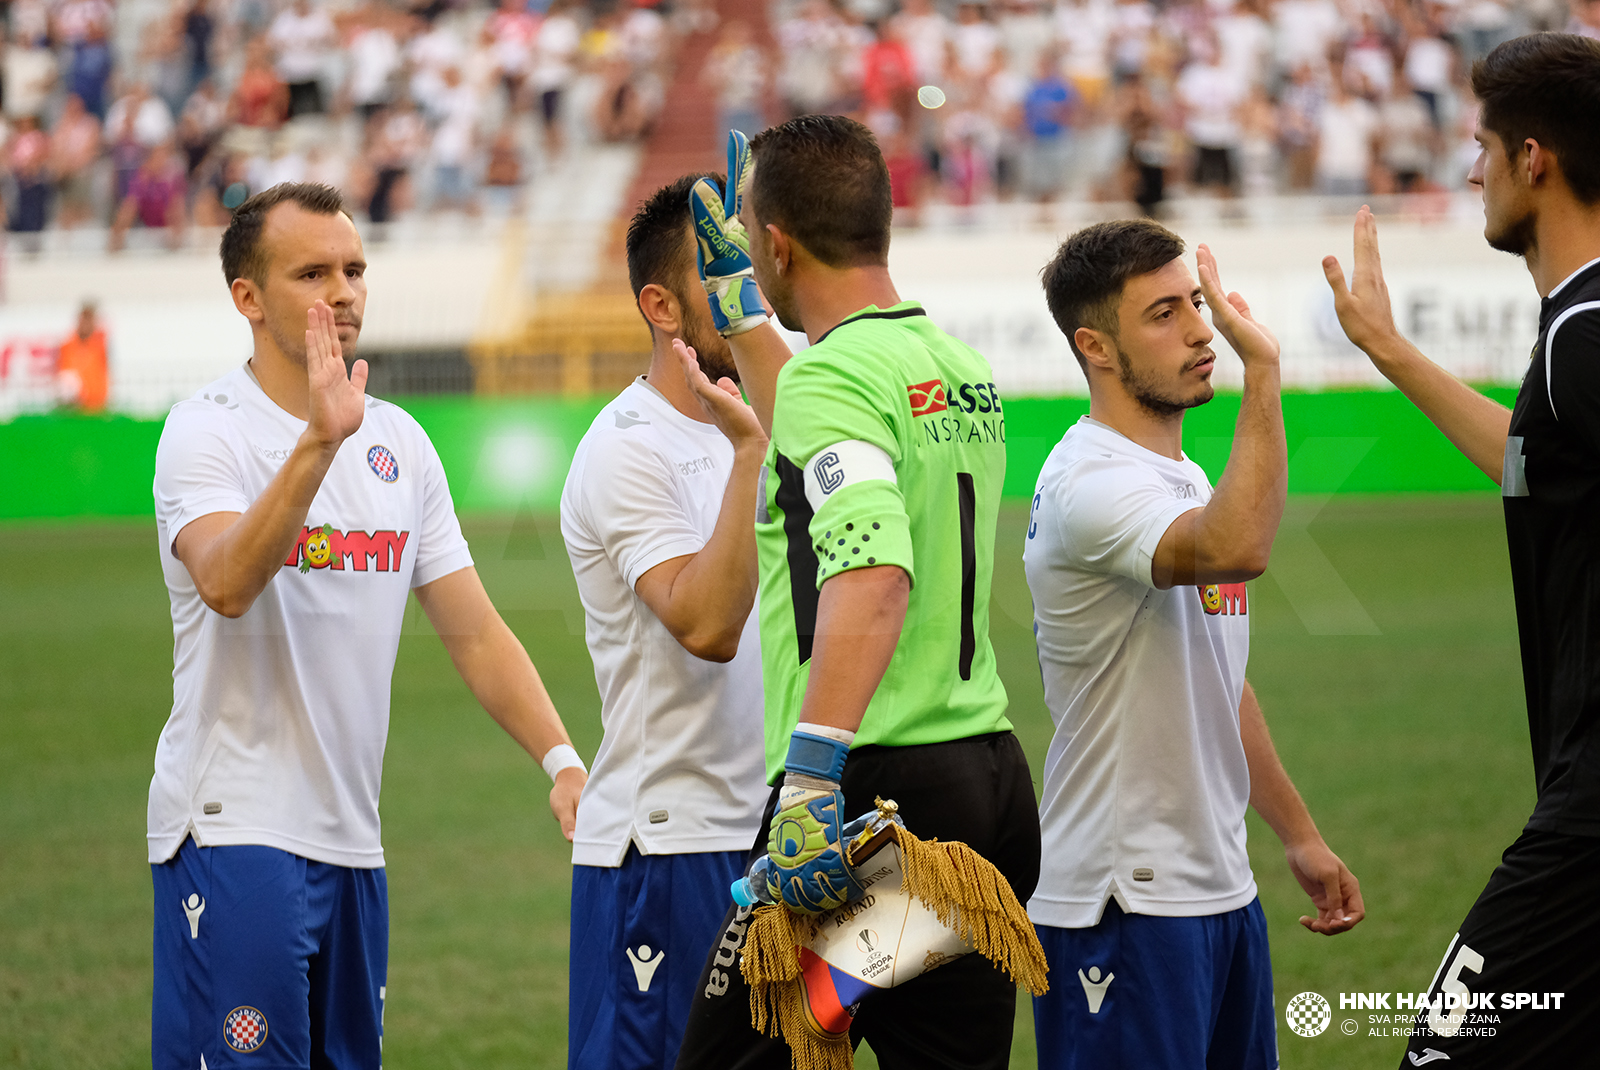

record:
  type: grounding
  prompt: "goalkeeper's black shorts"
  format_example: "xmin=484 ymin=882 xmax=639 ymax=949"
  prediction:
xmin=673 ymin=730 xmax=1040 ymax=1070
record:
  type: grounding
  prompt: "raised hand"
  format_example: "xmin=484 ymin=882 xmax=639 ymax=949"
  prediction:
xmin=304 ymin=300 xmax=368 ymax=448
xmin=688 ymin=130 xmax=768 ymax=337
xmin=1197 ymin=243 xmax=1280 ymax=368
xmin=1322 ymin=206 xmax=1401 ymax=357
xmin=674 ymin=338 xmax=766 ymax=451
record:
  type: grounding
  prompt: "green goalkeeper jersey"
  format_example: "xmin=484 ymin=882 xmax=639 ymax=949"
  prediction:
xmin=756 ymin=301 xmax=1012 ymax=781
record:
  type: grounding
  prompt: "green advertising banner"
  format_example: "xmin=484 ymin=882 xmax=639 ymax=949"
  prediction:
xmin=1 ymin=388 xmax=1511 ymax=521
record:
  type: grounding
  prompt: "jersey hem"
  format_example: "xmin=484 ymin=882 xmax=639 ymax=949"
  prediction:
xmin=1027 ymin=881 xmax=1258 ymax=928
xmin=147 ymin=828 xmax=386 ymax=868
xmin=571 ymin=831 xmax=762 ymax=867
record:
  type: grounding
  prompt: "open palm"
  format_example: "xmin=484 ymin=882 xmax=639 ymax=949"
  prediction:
xmin=1197 ymin=244 xmax=1280 ymax=367
xmin=305 ymin=300 xmax=369 ymax=446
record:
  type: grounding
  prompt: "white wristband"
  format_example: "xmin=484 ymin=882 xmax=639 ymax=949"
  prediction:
xmin=542 ymin=744 xmax=587 ymax=781
xmin=797 ymin=722 xmax=856 ymax=746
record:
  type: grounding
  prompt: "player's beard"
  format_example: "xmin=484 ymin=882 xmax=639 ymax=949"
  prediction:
xmin=1116 ymin=347 xmax=1215 ymax=417
xmin=677 ymin=290 xmax=739 ymax=382
xmin=268 ymin=310 xmax=363 ymax=366
xmin=1485 ymin=204 xmax=1537 ymax=259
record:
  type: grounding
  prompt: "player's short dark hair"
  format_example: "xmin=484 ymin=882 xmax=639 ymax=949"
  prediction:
xmin=747 ymin=114 xmax=892 ymax=268
xmin=626 ymin=173 xmax=720 ymax=325
xmin=1472 ymin=33 xmax=1600 ymax=204
xmin=1041 ymin=220 xmax=1186 ymax=371
xmin=220 ymin=183 xmax=352 ymax=286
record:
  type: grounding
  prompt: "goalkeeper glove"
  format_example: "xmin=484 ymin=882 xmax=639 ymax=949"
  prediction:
xmin=765 ymin=726 xmax=864 ymax=914
xmin=689 ymin=129 xmax=768 ymax=337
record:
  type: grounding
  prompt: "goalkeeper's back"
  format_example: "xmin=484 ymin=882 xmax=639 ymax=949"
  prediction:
xmin=755 ymin=301 xmax=1012 ymax=782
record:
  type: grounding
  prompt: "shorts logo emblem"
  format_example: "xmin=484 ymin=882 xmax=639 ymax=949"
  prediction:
xmin=1409 ymin=1050 xmax=1451 ymax=1065
xmin=626 ymin=945 xmax=665 ymax=992
xmin=1285 ymin=991 xmax=1332 ymax=1037
xmin=906 ymin=379 xmax=948 ymax=417
xmin=1078 ymin=966 xmax=1113 ymax=1013
xmin=367 ymin=445 xmax=399 ymax=483
xmin=815 ymin=452 xmax=844 ymax=494
xmin=223 ymin=1006 xmax=268 ymax=1053
xmin=182 ymin=893 xmax=205 ymax=939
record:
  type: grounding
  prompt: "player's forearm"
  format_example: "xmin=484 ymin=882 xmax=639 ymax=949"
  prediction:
xmin=1362 ymin=334 xmax=1511 ymax=483
xmin=446 ymin=610 xmax=576 ymax=762
xmin=797 ymin=566 xmax=910 ymax=733
xmin=1240 ymin=682 xmax=1321 ymax=848
xmin=654 ymin=442 xmax=765 ymax=661
xmin=727 ymin=321 xmax=791 ymax=436
xmin=183 ymin=433 xmax=341 ymax=617
xmin=1159 ymin=363 xmax=1285 ymax=585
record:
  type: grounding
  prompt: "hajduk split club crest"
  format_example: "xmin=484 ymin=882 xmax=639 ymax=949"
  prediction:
xmin=224 ymin=1006 xmax=268 ymax=1053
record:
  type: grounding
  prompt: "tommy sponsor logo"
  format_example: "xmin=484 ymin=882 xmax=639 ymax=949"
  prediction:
xmin=626 ymin=945 xmax=665 ymax=992
xmin=367 ymin=444 xmax=399 ymax=483
xmin=223 ymin=1006 xmax=268 ymax=1053
xmin=1198 ymin=583 xmax=1248 ymax=615
xmin=285 ymin=525 xmax=410 ymax=573
xmin=907 ymin=379 xmax=948 ymax=417
xmin=1078 ymin=966 xmax=1113 ymax=1014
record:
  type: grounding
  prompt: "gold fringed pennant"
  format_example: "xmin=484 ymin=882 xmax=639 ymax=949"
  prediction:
xmin=738 ymin=800 xmax=1049 ymax=1070
xmin=894 ymin=827 xmax=1050 ymax=997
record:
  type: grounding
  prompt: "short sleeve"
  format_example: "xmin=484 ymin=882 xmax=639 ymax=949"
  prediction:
xmin=774 ymin=351 xmax=914 ymax=589
xmin=574 ymin=432 xmax=707 ymax=591
xmin=409 ymin=428 xmax=475 ymax=588
xmin=153 ymin=403 xmax=252 ymax=552
xmin=1547 ymin=302 xmax=1600 ymax=451
xmin=1052 ymin=454 xmax=1202 ymax=587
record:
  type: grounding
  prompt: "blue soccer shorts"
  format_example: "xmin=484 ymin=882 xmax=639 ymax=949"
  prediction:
xmin=151 ymin=837 xmax=388 ymax=1070
xmin=568 ymin=845 xmax=746 ymax=1070
xmin=1033 ymin=897 xmax=1277 ymax=1070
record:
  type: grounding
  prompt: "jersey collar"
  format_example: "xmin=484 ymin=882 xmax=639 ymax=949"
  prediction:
xmin=813 ymin=302 xmax=927 ymax=347
xmin=1547 ymin=255 xmax=1600 ymax=302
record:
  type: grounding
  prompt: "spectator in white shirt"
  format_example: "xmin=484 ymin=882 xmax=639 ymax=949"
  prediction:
xmin=533 ymin=0 xmax=581 ymax=158
xmin=268 ymin=0 xmax=337 ymax=118
xmin=1314 ymin=72 xmax=1379 ymax=195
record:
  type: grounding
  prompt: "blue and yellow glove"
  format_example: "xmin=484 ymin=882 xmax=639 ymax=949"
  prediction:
xmin=765 ymin=727 xmax=864 ymax=914
xmin=689 ymin=130 xmax=767 ymax=337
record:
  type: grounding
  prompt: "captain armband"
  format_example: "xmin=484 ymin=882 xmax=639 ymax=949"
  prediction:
xmin=802 ymin=441 xmax=914 ymax=587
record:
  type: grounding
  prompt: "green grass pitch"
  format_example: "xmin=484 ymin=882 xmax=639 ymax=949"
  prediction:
xmin=0 ymin=495 xmax=1531 ymax=1069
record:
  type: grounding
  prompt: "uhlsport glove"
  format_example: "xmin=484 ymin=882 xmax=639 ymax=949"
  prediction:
xmin=689 ymin=129 xmax=767 ymax=337
xmin=765 ymin=727 xmax=864 ymax=914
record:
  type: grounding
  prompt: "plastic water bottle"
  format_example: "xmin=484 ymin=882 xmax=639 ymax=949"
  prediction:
xmin=731 ymin=854 xmax=778 ymax=907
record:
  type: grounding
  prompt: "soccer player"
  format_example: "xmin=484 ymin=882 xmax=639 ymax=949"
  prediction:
xmin=559 ymin=174 xmax=773 ymax=1070
xmin=674 ymin=115 xmax=1040 ymax=1069
xmin=1026 ymin=219 xmax=1363 ymax=1069
xmin=1322 ymin=34 xmax=1600 ymax=1066
xmin=147 ymin=183 xmax=584 ymax=1070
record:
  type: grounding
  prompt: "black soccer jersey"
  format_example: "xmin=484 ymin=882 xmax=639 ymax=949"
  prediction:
xmin=1503 ymin=255 xmax=1600 ymax=836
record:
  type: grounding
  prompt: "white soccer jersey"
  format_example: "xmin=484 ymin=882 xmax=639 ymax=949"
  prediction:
xmin=147 ymin=365 xmax=473 ymax=868
xmin=1023 ymin=417 xmax=1256 ymax=928
xmin=560 ymin=377 xmax=767 ymax=868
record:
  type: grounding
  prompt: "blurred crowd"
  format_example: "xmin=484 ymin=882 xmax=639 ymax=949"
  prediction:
xmin=721 ymin=0 xmax=1598 ymax=217
xmin=0 ymin=0 xmax=712 ymax=244
xmin=3 ymin=0 xmax=1597 ymax=245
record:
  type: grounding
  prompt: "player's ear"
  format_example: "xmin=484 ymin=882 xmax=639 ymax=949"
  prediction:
xmin=1075 ymin=327 xmax=1114 ymax=371
xmin=637 ymin=283 xmax=681 ymax=337
xmin=766 ymin=224 xmax=792 ymax=275
xmin=231 ymin=277 xmax=265 ymax=324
